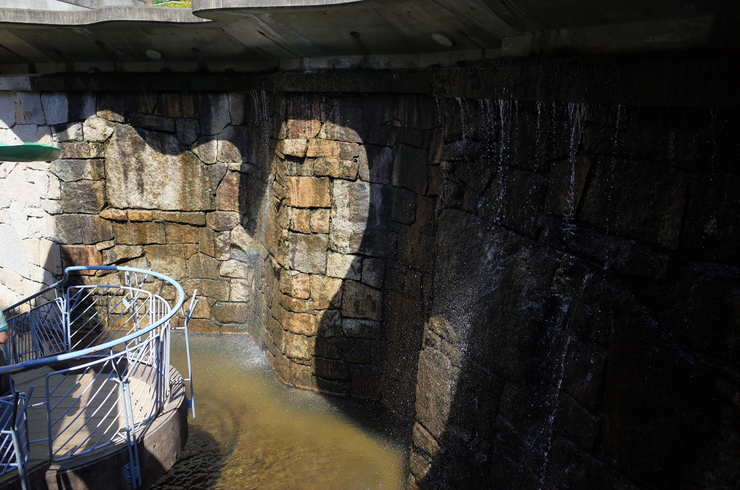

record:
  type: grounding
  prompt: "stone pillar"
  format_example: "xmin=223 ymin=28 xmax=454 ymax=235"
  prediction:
xmin=262 ymin=94 xmax=439 ymax=408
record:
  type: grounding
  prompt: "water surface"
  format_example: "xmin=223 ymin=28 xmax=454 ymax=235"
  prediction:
xmin=152 ymin=334 xmax=408 ymax=490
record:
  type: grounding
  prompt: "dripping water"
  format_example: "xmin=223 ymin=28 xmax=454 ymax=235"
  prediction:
xmin=563 ymin=103 xmax=586 ymax=233
xmin=537 ymin=272 xmax=594 ymax=489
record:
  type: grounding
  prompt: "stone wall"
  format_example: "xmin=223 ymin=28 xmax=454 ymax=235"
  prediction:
xmin=409 ymin=100 xmax=740 ymax=489
xmin=0 ymin=90 xmax=273 ymax=333
xmin=0 ymin=52 xmax=737 ymax=489
xmin=261 ymin=94 xmax=439 ymax=414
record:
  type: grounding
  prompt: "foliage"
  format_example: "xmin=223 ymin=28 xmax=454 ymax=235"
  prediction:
xmin=152 ymin=0 xmax=192 ymax=7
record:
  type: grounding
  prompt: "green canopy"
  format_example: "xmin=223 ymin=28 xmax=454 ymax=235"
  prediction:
xmin=0 ymin=142 xmax=62 ymax=162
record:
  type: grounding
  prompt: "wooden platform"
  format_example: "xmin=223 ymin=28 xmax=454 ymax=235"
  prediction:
xmin=0 ymin=364 xmax=187 ymax=490
xmin=12 ymin=362 xmax=158 ymax=464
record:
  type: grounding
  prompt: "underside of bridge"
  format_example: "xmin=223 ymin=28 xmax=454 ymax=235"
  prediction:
xmin=0 ymin=0 xmax=735 ymax=74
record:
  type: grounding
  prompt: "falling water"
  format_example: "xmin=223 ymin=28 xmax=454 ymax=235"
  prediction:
xmin=604 ymin=104 xmax=626 ymax=234
xmin=563 ymin=103 xmax=586 ymax=232
xmin=537 ymin=271 xmax=594 ymax=488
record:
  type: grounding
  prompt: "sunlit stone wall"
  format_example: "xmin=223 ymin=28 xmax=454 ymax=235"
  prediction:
xmin=0 ymin=90 xmax=271 ymax=332
xmin=262 ymin=95 xmax=438 ymax=412
xmin=0 ymin=92 xmax=61 ymax=305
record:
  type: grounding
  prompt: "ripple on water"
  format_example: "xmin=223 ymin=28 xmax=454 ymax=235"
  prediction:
xmin=152 ymin=334 xmax=409 ymax=490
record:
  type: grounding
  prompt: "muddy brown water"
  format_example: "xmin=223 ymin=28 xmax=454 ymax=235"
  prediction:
xmin=152 ymin=334 xmax=409 ymax=490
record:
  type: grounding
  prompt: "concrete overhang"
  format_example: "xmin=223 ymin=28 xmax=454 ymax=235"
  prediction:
xmin=0 ymin=0 xmax=735 ymax=74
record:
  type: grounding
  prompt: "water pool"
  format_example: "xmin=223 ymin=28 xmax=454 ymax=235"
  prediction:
xmin=152 ymin=334 xmax=409 ymax=490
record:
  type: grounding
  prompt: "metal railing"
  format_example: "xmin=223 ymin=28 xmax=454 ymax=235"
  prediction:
xmin=0 ymin=266 xmax=193 ymax=489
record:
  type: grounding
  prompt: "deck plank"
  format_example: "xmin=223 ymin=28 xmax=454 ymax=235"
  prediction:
xmin=11 ymin=364 xmax=158 ymax=462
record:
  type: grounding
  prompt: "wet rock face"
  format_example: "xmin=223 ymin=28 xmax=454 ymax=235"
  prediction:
xmin=409 ymin=100 xmax=740 ymax=490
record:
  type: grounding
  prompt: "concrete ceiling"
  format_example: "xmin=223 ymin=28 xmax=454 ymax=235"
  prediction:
xmin=0 ymin=0 xmax=735 ymax=74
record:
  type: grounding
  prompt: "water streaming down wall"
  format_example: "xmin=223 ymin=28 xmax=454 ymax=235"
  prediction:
xmin=0 ymin=54 xmax=737 ymax=489
xmin=409 ymin=95 xmax=739 ymax=489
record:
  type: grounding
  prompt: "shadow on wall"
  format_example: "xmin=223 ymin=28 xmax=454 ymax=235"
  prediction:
xmin=411 ymin=100 xmax=740 ymax=489
xmin=263 ymin=93 xmax=441 ymax=425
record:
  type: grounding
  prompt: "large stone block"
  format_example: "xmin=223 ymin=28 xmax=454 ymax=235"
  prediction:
xmin=277 ymin=305 xmax=317 ymax=336
xmin=206 ymin=211 xmax=239 ymax=231
xmin=360 ymin=145 xmax=393 ymax=184
xmin=105 ymin=125 xmax=214 ymax=211
xmin=481 ymin=166 xmax=548 ymax=239
xmin=579 ymin=158 xmax=687 ymax=250
xmin=310 ymin=208 xmax=331 ymax=234
xmin=306 ymin=139 xmax=360 ymax=160
xmin=415 ymin=347 xmax=458 ymax=439
xmin=217 ymin=125 xmax=250 ymax=163
xmin=276 ymin=138 xmax=308 ymax=158
xmin=342 ymin=318 xmax=382 ymax=339
xmin=51 ymin=159 xmax=105 ymax=182
xmin=392 ymin=144 xmax=429 ymax=194
xmin=315 ymin=357 xmax=350 ymax=382
xmin=342 ymin=280 xmax=382 ymax=321
xmin=398 ymin=226 xmax=435 ymax=273
xmin=284 ymin=119 xmax=321 ymax=139
xmin=279 ymin=270 xmax=311 ymax=299
xmin=101 ymin=245 xmax=143 ymax=265
xmin=330 ymin=180 xmax=369 ymax=254
xmin=61 ymin=181 xmax=105 ymax=214
xmin=211 ymin=301 xmax=248 ymax=324
xmin=144 ymin=244 xmax=188 ymax=280
xmin=215 ymin=171 xmax=246 ymax=212
xmin=289 ymin=208 xmax=312 ymax=233
xmin=286 ymin=176 xmax=331 ymax=208
xmin=326 ymin=252 xmax=361 ymax=280
xmin=186 ymin=278 xmax=230 ymax=302
xmin=60 ymin=245 xmax=102 ymax=268
xmin=53 ymin=122 xmax=82 ymax=142
xmin=16 ymin=93 xmax=45 ymax=126
xmin=361 ymin=257 xmax=385 ymax=288
xmin=392 ymin=186 xmax=416 ymax=224
xmin=198 ymin=93 xmax=230 ymax=136
xmin=311 ymin=157 xmax=358 ymax=180
xmin=282 ymin=331 xmax=315 ymax=361
xmin=129 ymin=113 xmax=175 ymax=133
xmin=114 ymin=222 xmax=166 ymax=245
xmin=186 ymin=253 xmax=219 ymax=279
xmin=60 ymin=142 xmax=105 ymax=159
xmin=175 ymin=119 xmax=200 ymax=146
xmin=155 ymin=92 xmax=198 ymax=119
xmin=310 ymin=274 xmax=342 ymax=309
xmin=83 ymin=117 xmax=116 ymax=143
xmin=287 ymin=232 xmax=328 ymax=274
xmin=55 ymin=214 xmax=113 ymax=244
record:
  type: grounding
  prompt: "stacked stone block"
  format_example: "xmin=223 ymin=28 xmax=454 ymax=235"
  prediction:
xmin=0 ymin=90 xmax=271 ymax=333
xmin=408 ymin=99 xmax=740 ymax=490
xmin=261 ymin=95 xmax=438 ymax=408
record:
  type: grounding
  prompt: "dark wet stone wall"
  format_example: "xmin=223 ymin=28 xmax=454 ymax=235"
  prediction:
xmin=409 ymin=99 xmax=740 ymax=489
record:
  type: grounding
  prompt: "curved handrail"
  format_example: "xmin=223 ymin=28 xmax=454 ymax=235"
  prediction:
xmin=0 ymin=266 xmax=185 ymax=374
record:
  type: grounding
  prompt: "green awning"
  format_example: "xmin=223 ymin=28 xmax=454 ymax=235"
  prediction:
xmin=0 ymin=142 xmax=62 ymax=162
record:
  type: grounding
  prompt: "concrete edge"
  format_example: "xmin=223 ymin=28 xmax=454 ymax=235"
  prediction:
xmin=0 ymin=6 xmax=208 ymax=26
